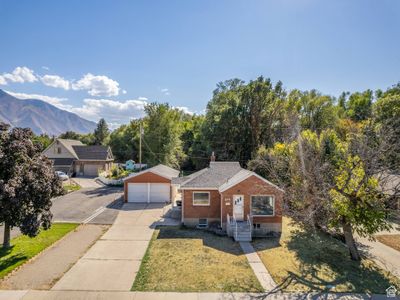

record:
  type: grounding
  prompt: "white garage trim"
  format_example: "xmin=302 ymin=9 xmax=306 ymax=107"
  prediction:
xmin=127 ymin=182 xmax=170 ymax=203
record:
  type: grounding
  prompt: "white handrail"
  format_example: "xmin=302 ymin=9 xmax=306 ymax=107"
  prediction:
xmin=247 ymin=214 xmax=252 ymax=239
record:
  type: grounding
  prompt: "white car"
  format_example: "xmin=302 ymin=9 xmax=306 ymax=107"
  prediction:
xmin=56 ymin=171 xmax=69 ymax=181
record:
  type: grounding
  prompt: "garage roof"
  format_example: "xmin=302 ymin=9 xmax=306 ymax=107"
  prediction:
xmin=123 ymin=164 xmax=180 ymax=181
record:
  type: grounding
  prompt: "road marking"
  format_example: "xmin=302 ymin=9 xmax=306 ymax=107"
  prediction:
xmin=82 ymin=206 xmax=107 ymax=224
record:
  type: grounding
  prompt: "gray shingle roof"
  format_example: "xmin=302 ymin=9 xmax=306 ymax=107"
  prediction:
xmin=72 ymin=145 xmax=112 ymax=161
xmin=179 ymin=162 xmax=242 ymax=188
xmin=123 ymin=164 xmax=180 ymax=181
xmin=57 ymin=139 xmax=84 ymax=159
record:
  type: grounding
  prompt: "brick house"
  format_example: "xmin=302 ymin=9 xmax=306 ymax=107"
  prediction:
xmin=173 ymin=160 xmax=284 ymax=241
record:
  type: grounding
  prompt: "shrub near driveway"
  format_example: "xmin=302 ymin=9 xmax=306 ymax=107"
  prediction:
xmin=132 ymin=226 xmax=263 ymax=292
xmin=0 ymin=223 xmax=78 ymax=279
xmin=252 ymin=217 xmax=400 ymax=294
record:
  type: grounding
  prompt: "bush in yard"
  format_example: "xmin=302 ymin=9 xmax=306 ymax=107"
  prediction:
xmin=0 ymin=122 xmax=63 ymax=248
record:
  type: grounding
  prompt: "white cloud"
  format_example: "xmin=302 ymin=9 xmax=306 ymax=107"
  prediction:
xmin=174 ymin=106 xmax=194 ymax=115
xmin=0 ymin=67 xmax=38 ymax=85
xmin=69 ymin=98 xmax=147 ymax=123
xmin=5 ymin=90 xmax=68 ymax=108
xmin=122 ymin=89 xmax=127 ymax=94
xmin=41 ymin=66 xmax=50 ymax=71
xmin=41 ymin=75 xmax=70 ymax=90
xmin=72 ymin=73 xmax=120 ymax=97
xmin=160 ymin=88 xmax=170 ymax=96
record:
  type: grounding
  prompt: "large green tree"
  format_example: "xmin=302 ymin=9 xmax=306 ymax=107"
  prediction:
xmin=143 ymin=103 xmax=185 ymax=168
xmin=108 ymin=120 xmax=141 ymax=162
xmin=0 ymin=123 xmax=63 ymax=248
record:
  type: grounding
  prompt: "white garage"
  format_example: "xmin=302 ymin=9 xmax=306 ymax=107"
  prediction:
xmin=127 ymin=183 xmax=170 ymax=203
xmin=124 ymin=164 xmax=180 ymax=203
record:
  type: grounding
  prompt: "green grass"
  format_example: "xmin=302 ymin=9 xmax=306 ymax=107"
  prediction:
xmin=253 ymin=217 xmax=400 ymax=294
xmin=63 ymin=184 xmax=81 ymax=193
xmin=0 ymin=223 xmax=79 ymax=279
xmin=132 ymin=226 xmax=263 ymax=292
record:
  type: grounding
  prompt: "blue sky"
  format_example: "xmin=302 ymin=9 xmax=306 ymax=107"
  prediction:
xmin=1 ymin=0 xmax=399 ymax=127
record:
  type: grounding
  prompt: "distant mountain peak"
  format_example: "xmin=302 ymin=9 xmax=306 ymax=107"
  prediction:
xmin=0 ymin=90 xmax=96 ymax=136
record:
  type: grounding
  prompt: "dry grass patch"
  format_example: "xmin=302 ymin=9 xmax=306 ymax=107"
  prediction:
xmin=376 ymin=234 xmax=400 ymax=252
xmin=132 ymin=226 xmax=263 ymax=292
xmin=253 ymin=217 xmax=400 ymax=294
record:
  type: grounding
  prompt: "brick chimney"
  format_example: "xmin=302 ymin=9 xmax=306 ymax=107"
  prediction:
xmin=210 ymin=151 xmax=216 ymax=162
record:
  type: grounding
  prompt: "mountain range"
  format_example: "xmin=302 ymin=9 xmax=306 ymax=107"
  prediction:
xmin=0 ymin=89 xmax=96 ymax=136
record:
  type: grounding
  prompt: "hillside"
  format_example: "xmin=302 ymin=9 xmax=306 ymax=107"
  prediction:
xmin=0 ymin=89 xmax=96 ymax=135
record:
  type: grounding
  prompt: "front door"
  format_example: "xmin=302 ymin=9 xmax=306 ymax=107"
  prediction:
xmin=233 ymin=195 xmax=244 ymax=221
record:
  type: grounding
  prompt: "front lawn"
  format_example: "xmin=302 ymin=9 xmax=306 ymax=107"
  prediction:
xmin=0 ymin=223 xmax=78 ymax=279
xmin=252 ymin=217 xmax=400 ymax=294
xmin=376 ymin=234 xmax=400 ymax=252
xmin=132 ymin=226 xmax=263 ymax=292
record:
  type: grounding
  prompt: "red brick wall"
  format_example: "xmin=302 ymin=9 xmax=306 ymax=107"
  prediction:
xmin=124 ymin=172 xmax=171 ymax=202
xmin=221 ymin=175 xmax=283 ymax=224
xmin=182 ymin=189 xmax=221 ymax=219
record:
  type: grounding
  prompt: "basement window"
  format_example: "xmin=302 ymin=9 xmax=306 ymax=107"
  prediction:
xmin=253 ymin=223 xmax=261 ymax=229
xmin=198 ymin=218 xmax=208 ymax=228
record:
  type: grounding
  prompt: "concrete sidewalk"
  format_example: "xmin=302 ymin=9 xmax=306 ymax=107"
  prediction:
xmin=52 ymin=203 xmax=164 ymax=291
xmin=239 ymin=242 xmax=276 ymax=291
xmin=0 ymin=225 xmax=107 ymax=290
xmin=0 ymin=290 xmax=390 ymax=300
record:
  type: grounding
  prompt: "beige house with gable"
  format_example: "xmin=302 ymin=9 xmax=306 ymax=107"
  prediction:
xmin=43 ymin=139 xmax=114 ymax=176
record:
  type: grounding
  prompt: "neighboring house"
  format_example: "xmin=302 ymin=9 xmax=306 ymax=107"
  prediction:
xmin=43 ymin=139 xmax=114 ymax=176
xmin=125 ymin=160 xmax=135 ymax=170
xmin=123 ymin=164 xmax=180 ymax=203
xmin=173 ymin=160 xmax=284 ymax=241
xmin=125 ymin=160 xmax=147 ymax=171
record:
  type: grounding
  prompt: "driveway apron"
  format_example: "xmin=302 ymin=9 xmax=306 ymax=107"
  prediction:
xmin=52 ymin=203 xmax=164 ymax=291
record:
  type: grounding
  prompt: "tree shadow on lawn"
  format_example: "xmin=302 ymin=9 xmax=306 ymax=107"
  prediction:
xmin=155 ymin=226 xmax=245 ymax=256
xmin=0 ymin=246 xmax=27 ymax=279
xmin=283 ymin=229 xmax=396 ymax=294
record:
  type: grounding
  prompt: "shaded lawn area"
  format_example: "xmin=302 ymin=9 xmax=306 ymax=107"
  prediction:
xmin=0 ymin=223 xmax=78 ymax=279
xmin=132 ymin=226 xmax=263 ymax=292
xmin=376 ymin=235 xmax=400 ymax=252
xmin=253 ymin=217 xmax=400 ymax=294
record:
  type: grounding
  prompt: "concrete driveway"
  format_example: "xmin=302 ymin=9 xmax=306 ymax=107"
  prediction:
xmin=52 ymin=203 xmax=165 ymax=291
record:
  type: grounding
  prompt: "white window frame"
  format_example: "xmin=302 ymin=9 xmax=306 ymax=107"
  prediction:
xmin=250 ymin=195 xmax=275 ymax=217
xmin=192 ymin=191 xmax=210 ymax=206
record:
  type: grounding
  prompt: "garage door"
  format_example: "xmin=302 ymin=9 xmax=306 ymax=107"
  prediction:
xmin=84 ymin=164 xmax=100 ymax=176
xmin=149 ymin=183 xmax=170 ymax=202
xmin=127 ymin=183 xmax=148 ymax=202
xmin=127 ymin=183 xmax=170 ymax=203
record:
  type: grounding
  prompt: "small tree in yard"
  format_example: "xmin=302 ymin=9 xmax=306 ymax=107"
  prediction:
xmin=0 ymin=123 xmax=63 ymax=248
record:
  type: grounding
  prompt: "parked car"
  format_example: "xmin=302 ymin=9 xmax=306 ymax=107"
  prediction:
xmin=56 ymin=171 xmax=69 ymax=181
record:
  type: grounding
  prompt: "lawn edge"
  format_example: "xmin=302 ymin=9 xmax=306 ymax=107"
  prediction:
xmin=0 ymin=222 xmax=79 ymax=280
xmin=131 ymin=227 xmax=157 ymax=291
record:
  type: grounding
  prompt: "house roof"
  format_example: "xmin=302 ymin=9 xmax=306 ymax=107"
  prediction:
xmin=123 ymin=164 xmax=180 ymax=181
xmin=179 ymin=162 xmax=242 ymax=189
xmin=72 ymin=145 xmax=112 ymax=161
xmin=177 ymin=161 xmax=284 ymax=192
xmin=57 ymin=139 xmax=84 ymax=159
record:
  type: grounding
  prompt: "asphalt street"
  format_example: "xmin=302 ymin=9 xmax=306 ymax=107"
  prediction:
xmin=0 ymin=183 xmax=124 ymax=245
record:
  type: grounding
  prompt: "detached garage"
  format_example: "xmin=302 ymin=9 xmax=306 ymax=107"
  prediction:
xmin=124 ymin=164 xmax=180 ymax=203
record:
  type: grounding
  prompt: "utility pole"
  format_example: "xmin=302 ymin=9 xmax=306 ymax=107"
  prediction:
xmin=139 ymin=122 xmax=142 ymax=170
